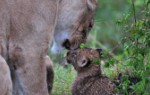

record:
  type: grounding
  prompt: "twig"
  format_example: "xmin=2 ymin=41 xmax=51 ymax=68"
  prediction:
xmin=132 ymin=0 xmax=139 ymax=65
xmin=88 ymin=35 xmax=120 ymax=61
xmin=132 ymin=0 xmax=137 ymax=28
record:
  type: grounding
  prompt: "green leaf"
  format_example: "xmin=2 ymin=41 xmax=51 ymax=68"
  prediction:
xmin=90 ymin=58 xmax=101 ymax=65
xmin=80 ymin=43 xmax=85 ymax=49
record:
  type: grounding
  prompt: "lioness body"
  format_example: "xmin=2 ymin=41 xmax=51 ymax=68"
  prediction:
xmin=0 ymin=0 xmax=58 ymax=95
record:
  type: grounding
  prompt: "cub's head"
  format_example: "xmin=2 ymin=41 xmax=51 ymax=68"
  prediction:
xmin=66 ymin=48 xmax=102 ymax=73
xmin=51 ymin=0 xmax=97 ymax=53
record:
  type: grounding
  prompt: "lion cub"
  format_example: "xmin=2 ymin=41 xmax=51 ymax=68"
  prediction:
xmin=67 ymin=48 xmax=116 ymax=95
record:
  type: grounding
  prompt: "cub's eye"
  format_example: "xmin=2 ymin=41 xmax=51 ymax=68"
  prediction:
xmin=82 ymin=59 xmax=87 ymax=64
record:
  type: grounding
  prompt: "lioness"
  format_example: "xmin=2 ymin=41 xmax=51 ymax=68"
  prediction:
xmin=0 ymin=0 xmax=97 ymax=95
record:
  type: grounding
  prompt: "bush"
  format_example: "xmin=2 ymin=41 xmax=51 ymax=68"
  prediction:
xmin=104 ymin=0 xmax=150 ymax=94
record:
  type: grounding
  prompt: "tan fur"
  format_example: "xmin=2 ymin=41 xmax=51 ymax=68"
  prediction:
xmin=0 ymin=55 xmax=12 ymax=95
xmin=67 ymin=48 xmax=116 ymax=95
xmin=0 ymin=0 xmax=58 ymax=95
xmin=51 ymin=0 xmax=97 ymax=52
xmin=0 ymin=0 xmax=97 ymax=95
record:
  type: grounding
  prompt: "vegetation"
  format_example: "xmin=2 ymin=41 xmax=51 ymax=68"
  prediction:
xmin=50 ymin=0 xmax=150 ymax=95
xmin=52 ymin=64 xmax=75 ymax=95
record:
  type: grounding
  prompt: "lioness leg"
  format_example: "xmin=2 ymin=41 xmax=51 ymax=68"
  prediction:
xmin=7 ymin=0 xmax=58 ymax=94
xmin=45 ymin=55 xmax=54 ymax=94
xmin=0 ymin=55 xmax=12 ymax=95
xmin=9 ymin=43 xmax=50 ymax=95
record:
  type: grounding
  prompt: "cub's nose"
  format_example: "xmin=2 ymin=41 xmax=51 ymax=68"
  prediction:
xmin=62 ymin=39 xmax=70 ymax=50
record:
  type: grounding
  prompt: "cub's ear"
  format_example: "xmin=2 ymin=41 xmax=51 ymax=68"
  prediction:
xmin=96 ymin=48 xmax=102 ymax=57
xmin=78 ymin=56 xmax=89 ymax=67
xmin=96 ymin=49 xmax=102 ymax=54
xmin=87 ymin=0 xmax=97 ymax=11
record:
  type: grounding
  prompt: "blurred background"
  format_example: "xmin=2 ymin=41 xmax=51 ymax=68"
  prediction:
xmin=50 ymin=0 xmax=150 ymax=95
xmin=87 ymin=0 xmax=148 ymax=53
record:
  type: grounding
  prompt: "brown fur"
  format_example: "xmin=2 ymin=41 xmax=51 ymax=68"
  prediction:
xmin=0 ymin=0 xmax=97 ymax=95
xmin=67 ymin=48 xmax=116 ymax=95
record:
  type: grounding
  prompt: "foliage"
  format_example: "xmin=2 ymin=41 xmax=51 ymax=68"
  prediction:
xmin=103 ymin=0 xmax=150 ymax=94
xmin=90 ymin=57 xmax=101 ymax=65
xmin=79 ymin=43 xmax=85 ymax=49
xmin=52 ymin=64 xmax=76 ymax=95
xmin=51 ymin=0 xmax=150 ymax=95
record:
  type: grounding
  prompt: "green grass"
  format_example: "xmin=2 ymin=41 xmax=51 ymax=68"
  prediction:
xmin=52 ymin=64 xmax=76 ymax=95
